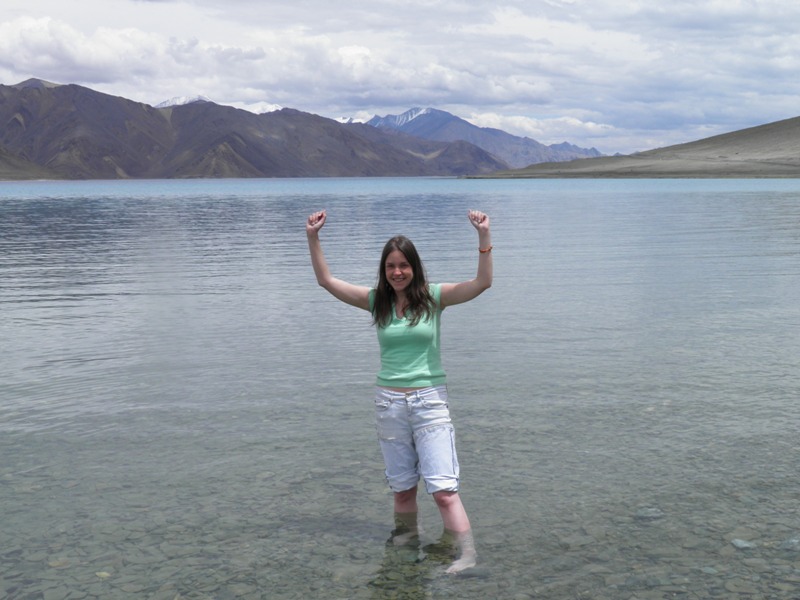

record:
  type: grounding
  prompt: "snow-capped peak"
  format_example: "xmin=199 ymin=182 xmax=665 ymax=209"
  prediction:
xmin=397 ymin=107 xmax=430 ymax=125
xmin=155 ymin=95 xmax=212 ymax=108
xmin=370 ymin=107 xmax=431 ymax=128
xmin=335 ymin=116 xmax=367 ymax=124
xmin=235 ymin=101 xmax=282 ymax=115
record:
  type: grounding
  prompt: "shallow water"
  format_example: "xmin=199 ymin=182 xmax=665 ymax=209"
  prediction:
xmin=2 ymin=178 xmax=799 ymax=599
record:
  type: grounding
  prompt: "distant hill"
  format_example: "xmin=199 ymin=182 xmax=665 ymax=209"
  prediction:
xmin=368 ymin=107 xmax=602 ymax=168
xmin=477 ymin=116 xmax=800 ymax=178
xmin=0 ymin=79 xmax=508 ymax=179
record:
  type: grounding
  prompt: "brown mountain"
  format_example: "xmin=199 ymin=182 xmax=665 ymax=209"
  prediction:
xmin=477 ymin=116 xmax=800 ymax=178
xmin=0 ymin=79 xmax=508 ymax=179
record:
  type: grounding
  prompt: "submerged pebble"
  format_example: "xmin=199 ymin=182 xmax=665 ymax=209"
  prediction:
xmin=634 ymin=507 xmax=665 ymax=521
xmin=779 ymin=537 xmax=800 ymax=551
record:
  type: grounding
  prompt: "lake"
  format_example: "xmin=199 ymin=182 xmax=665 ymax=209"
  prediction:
xmin=2 ymin=177 xmax=799 ymax=599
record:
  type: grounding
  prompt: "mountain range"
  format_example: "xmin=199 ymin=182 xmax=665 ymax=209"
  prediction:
xmin=0 ymin=79 xmax=518 ymax=180
xmin=368 ymin=107 xmax=602 ymax=168
xmin=1 ymin=79 xmax=602 ymax=181
xmin=4 ymin=78 xmax=797 ymax=180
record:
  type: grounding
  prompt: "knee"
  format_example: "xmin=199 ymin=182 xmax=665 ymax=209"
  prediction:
xmin=432 ymin=490 xmax=459 ymax=510
xmin=394 ymin=486 xmax=417 ymax=505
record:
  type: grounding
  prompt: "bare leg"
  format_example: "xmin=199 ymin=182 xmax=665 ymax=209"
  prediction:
xmin=394 ymin=485 xmax=418 ymax=514
xmin=444 ymin=529 xmax=477 ymax=574
xmin=391 ymin=486 xmax=420 ymax=545
xmin=432 ymin=491 xmax=477 ymax=573
xmin=391 ymin=512 xmax=420 ymax=546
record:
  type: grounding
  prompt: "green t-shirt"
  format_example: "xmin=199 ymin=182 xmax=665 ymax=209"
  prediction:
xmin=369 ymin=283 xmax=446 ymax=388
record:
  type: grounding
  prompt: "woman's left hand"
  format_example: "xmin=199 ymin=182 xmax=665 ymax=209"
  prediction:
xmin=468 ymin=210 xmax=490 ymax=232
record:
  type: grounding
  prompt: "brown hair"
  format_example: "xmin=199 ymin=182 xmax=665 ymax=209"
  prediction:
xmin=372 ymin=235 xmax=435 ymax=328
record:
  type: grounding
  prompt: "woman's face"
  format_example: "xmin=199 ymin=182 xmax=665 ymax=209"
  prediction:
xmin=384 ymin=249 xmax=413 ymax=294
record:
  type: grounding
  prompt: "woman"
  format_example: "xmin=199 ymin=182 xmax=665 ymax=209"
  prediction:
xmin=306 ymin=209 xmax=492 ymax=573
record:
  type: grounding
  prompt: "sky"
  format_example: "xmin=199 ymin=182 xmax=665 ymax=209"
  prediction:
xmin=2 ymin=0 xmax=800 ymax=155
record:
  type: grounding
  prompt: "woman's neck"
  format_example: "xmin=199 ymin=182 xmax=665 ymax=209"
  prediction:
xmin=394 ymin=292 xmax=408 ymax=316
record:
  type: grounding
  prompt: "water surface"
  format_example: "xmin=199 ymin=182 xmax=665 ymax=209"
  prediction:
xmin=2 ymin=178 xmax=799 ymax=599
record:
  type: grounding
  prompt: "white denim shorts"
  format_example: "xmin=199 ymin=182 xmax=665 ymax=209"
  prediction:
xmin=374 ymin=385 xmax=460 ymax=494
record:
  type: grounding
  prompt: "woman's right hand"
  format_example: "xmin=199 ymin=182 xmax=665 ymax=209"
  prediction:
xmin=306 ymin=210 xmax=327 ymax=236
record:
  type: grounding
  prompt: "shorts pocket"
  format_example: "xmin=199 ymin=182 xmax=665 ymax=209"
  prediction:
xmin=421 ymin=397 xmax=448 ymax=409
xmin=374 ymin=397 xmax=391 ymax=411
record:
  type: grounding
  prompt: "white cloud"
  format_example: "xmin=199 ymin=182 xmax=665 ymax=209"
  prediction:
xmin=3 ymin=0 xmax=800 ymax=154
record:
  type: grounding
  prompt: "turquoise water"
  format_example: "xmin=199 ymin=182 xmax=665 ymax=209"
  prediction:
xmin=2 ymin=178 xmax=799 ymax=599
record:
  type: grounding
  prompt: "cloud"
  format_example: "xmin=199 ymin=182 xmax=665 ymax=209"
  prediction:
xmin=3 ymin=0 xmax=800 ymax=154
xmin=0 ymin=17 xmax=156 ymax=82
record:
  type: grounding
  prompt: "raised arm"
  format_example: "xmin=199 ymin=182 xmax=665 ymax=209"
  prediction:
xmin=440 ymin=210 xmax=493 ymax=308
xmin=306 ymin=210 xmax=371 ymax=311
